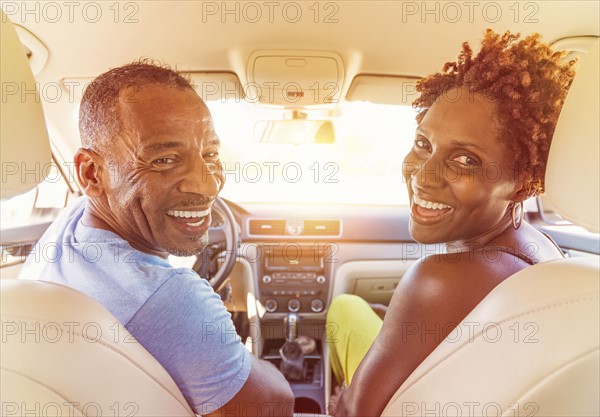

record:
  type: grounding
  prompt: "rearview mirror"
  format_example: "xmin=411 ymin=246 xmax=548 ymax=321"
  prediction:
xmin=254 ymin=120 xmax=335 ymax=144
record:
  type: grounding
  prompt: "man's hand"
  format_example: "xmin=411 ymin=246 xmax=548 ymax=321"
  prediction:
xmin=205 ymin=356 xmax=295 ymax=417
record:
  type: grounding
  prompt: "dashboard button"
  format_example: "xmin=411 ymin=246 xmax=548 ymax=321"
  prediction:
xmin=288 ymin=299 xmax=301 ymax=312
xmin=310 ymin=299 xmax=324 ymax=313
xmin=316 ymin=275 xmax=326 ymax=284
xmin=262 ymin=275 xmax=272 ymax=284
xmin=265 ymin=299 xmax=278 ymax=312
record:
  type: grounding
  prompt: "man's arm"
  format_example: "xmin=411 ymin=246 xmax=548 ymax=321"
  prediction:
xmin=206 ymin=356 xmax=294 ymax=417
xmin=126 ymin=272 xmax=294 ymax=416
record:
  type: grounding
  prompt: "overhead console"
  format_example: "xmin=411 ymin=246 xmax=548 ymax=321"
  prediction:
xmin=246 ymin=50 xmax=345 ymax=107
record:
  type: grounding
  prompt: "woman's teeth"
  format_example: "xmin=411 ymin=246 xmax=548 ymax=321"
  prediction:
xmin=413 ymin=195 xmax=452 ymax=210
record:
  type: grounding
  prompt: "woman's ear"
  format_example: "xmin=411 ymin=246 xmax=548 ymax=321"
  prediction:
xmin=74 ymin=148 xmax=105 ymax=198
xmin=508 ymin=177 xmax=530 ymax=203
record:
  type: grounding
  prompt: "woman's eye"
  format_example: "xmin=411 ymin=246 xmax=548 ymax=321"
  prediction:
xmin=453 ymin=155 xmax=480 ymax=166
xmin=414 ymin=138 xmax=431 ymax=152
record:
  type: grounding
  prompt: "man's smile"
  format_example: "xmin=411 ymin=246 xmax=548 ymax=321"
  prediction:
xmin=166 ymin=208 xmax=211 ymax=231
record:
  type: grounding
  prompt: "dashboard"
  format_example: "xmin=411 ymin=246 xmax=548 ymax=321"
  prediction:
xmin=218 ymin=202 xmax=421 ymax=318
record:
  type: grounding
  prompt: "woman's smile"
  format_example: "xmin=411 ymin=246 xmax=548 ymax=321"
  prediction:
xmin=410 ymin=192 xmax=455 ymax=225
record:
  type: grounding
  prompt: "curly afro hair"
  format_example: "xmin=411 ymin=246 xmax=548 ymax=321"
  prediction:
xmin=79 ymin=58 xmax=194 ymax=155
xmin=413 ymin=29 xmax=577 ymax=197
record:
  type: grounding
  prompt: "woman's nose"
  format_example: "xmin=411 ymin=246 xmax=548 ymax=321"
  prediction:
xmin=409 ymin=156 xmax=447 ymax=189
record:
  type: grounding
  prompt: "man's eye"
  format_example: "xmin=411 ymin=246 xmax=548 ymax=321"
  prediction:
xmin=453 ymin=155 xmax=480 ymax=166
xmin=204 ymin=152 xmax=219 ymax=160
xmin=154 ymin=158 xmax=177 ymax=165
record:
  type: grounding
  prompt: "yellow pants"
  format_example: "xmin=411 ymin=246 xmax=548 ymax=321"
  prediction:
xmin=326 ymin=294 xmax=383 ymax=386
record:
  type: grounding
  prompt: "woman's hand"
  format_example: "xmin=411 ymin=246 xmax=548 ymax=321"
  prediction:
xmin=328 ymin=385 xmax=346 ymax=416
xmin=369 ymin=303 xmax=388 ymax=320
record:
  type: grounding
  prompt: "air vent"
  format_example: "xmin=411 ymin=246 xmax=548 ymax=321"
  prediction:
xmin=249 ymin=220 xmax=286 ymax=235
xmin=303 ymin=220 xmax=341 ymax=236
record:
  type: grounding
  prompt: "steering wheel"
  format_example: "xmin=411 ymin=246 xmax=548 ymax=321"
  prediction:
xmin=193 ymin=197 xmax=239 ymax=292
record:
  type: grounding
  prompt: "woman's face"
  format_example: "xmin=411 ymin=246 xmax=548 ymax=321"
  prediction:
xmin=403 ymin=88 xmax=522 ymax=245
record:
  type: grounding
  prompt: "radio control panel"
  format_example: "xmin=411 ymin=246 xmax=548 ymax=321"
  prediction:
xmin=257 ymin=244 xmax=332 ymax=314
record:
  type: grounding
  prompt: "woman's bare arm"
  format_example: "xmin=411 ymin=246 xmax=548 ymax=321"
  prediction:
xmin=332 ymin=251 xmax=527 ymax=417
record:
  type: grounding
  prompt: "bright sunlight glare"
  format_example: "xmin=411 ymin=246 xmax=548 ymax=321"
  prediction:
xmin=208 ymin=100 xmax=418 ymax=205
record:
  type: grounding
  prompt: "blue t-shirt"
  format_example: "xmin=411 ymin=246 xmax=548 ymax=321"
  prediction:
xmin=18 ymin=197 xmax=252 ymax=414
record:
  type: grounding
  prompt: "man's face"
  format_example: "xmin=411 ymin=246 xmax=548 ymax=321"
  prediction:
xmin=100 ymin=84 xmax=223 ymax=256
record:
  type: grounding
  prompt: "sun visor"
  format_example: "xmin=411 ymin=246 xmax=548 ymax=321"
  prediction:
xmin=189 ymin=72 xmax=244 ymax=102
xmin=346 ymin=75 xmax=422 ymax=106
xmin=246 ymin=50 xmax=344 ymax=107
xmin=61 ymin=72 xmax=244 ymax=103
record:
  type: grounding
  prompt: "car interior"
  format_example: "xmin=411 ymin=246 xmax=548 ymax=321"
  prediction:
xmin=1 ymin=1 xmax=599 ymax=416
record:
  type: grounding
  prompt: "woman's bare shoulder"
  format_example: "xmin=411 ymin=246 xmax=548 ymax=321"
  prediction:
xmin=399 ymin=249 xmax=530 ymax=299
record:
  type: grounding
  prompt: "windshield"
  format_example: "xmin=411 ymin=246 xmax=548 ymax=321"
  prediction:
xmin=208 ymin=100 xmax=418 ymax=205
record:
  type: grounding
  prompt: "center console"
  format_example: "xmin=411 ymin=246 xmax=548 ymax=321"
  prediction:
xmin=257 ymin=243 xmax=333 ymax=315
xmin=254 ymin=243 xmax=334 ymax=413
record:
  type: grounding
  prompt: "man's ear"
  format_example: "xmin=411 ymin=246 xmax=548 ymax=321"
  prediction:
xmin=74 ymin=148 xmax=105 ymax=198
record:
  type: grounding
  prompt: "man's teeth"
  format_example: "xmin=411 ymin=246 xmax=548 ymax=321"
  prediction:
xmin=167 ymin=209 xmax=210 ymax=219
xmin=186 ymin=218 xmax=206 ymax=227
xmin=413 ymin=195 xmax=451 ymax=210
xmin=167 ymin=209 xmax=210 ymax=226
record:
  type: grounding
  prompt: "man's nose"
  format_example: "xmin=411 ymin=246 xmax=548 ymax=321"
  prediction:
xmin=177 ymin=157 xmax=222 ymax=198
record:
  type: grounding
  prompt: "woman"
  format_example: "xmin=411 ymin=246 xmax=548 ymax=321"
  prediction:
xmin=327 ymin=30 xmax=576 ymax=417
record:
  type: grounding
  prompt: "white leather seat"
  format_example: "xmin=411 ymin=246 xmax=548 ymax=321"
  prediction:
xmin=0 ymin=11 xmax=194 ymax=416
xmin=382 ymin=38 xmax=600 ymax=417
xmin=1 ymin=280 xmax=194 ymax=416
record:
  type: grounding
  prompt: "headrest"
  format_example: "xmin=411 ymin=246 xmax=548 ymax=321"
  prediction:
xmin=0 ymin=11 xmax=52 ymax=199
xmin=545 ymin=38 xmax=599 ymax=233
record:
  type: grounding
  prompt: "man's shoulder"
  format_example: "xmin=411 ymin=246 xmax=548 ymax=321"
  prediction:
xmin=19 ymin=196 xmax=206 ymax=323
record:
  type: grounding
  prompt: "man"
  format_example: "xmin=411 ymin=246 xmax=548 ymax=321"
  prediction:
xmin=19 ymin=60 xmax=294 ymax=416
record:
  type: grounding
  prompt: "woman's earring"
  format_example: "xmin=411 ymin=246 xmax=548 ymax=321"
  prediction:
xmin=512 ymin=201 xmax=524 ymax=230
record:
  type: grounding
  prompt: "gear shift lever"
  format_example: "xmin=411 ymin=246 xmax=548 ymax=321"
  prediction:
xmin=279 ymin=313 xmax=304 ymax=380
xmin=284 ymin=313 xmax=299 ymax=342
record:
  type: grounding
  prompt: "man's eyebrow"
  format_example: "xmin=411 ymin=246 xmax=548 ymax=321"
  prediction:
xmin=142 ymin=138 xmax=220 ymax=153
xmin=142 ymin=141 xmax=184 ymax=153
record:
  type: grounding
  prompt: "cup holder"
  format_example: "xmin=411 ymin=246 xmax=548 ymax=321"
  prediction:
xmin=294 ymin=397 xmax=322 ymax=413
